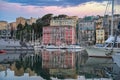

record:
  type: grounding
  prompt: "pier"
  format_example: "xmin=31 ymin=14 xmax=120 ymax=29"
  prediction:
xmin=89 ymin=55 xmax=112 ymax=58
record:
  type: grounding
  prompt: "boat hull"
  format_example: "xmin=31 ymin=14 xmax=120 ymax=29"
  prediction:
xmin=46 ymin=45 xmax=60 ymax=49
xmin=85 ymin=46 xmax=120 ymax=57
xmin=112 ymin=52 xmax=120 ymax=68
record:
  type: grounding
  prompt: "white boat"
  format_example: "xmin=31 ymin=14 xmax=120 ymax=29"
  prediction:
xmin=40 ymin=44 xmax=84 ymax=52
xmin=45 ymin=44 xmax=83 ymax=50
xmin=86 ymin=36 xmax=120 ymax=57
xmin=86 ymin=0 xmax=120 ymax=57
xmin=112 ymin=52 xmax=120 ymax=68
xmin=44 ymin=48 xmax=84 ymax=52
xmin=34 ymin=44 xmax=45 ymax=50
xmin=66 ymin=44 xmax=83 ymax=49
xmin=45 ymin=45 xmax=60 ymax=49
xmin=0 ymin=38 xmax=34 ymax=51
xmin=45 ymin=49 xmax=66 ymax=52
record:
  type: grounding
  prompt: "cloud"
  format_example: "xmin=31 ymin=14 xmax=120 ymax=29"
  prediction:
xmin=2 ymin=0 xmax=104 ymax=7
xmin=0 ymin=0 xmax=120 ymax=22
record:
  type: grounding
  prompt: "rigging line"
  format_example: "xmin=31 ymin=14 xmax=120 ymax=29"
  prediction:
xmin=104 ymin=0 xmax=111 ymax=16
xmin=103 ymin=0 xmax=111 ymax=27
xmin=114 ymin=0 xmax=119 ymax=14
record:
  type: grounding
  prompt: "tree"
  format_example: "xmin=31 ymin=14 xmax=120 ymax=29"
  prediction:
xmin=41 ymin=13 xmax=53 ymax=26
xmin=35 ymin=13 xmax=53 ymax=39
xmin=24 ymin=22 xmax=31 ymax=41
xmin=10 ymin=26 xmax=14 ymax=39
xmin=58 ymin=14 xmax=67 ymax=18
xmin=32 ymin=23 xmax=37 ymax=34
xmin=31 ymin=23 xmax=38 ymax=41
xmin=17 ymin=23 xmax=23 ymax=31
xmin=53 ymin=16 xmax=58 ymax=19
xmin=16 ymin=23 xmax=23 ymax=40
xmin=41 ymin=14 xmax=53 ymax=20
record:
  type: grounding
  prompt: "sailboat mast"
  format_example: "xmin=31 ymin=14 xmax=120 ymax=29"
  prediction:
xmin=111 ymin=0 xmax=114 ymax=36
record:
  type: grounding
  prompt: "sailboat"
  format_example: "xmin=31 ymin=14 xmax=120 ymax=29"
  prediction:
xmin=85 ymin=0 xmax=120 ymax=57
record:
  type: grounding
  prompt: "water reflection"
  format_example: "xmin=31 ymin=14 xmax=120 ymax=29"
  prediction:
xmin=0 ymin=49 xmax=119 ymax=80
xmin=41 ymin=49 xmax=88 ymax=79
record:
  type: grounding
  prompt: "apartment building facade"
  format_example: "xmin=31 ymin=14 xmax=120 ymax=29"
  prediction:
xmin=42 ymin=26 xmax=76 ymax=45
xmin=16 ymin=17 xmax=26 ymax=26
xmin=95 ymin=17 xmax=105 ymax=44
xmin=0 ymin=21 xmax=8 ymax=30
xmin=26 ymin=17 xmax=37 ymax=25
xmin=50 ymin=16 xmax=78 ymax=27
xmin=78 ymin=16 xmax=95 ymax=45
xmin=16 ymin=17 xmax=37 ymax=26
xmin=0 ymin=21 xmax=11 ymax=37
xmin=10 ymin=22 xmax=17 ymax=30
xmin=95 ymin=15 xmax=120 ymax=45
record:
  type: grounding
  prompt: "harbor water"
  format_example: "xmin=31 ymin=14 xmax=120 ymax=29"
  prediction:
xmin=0 ymin=49 xmax=120 ymax=80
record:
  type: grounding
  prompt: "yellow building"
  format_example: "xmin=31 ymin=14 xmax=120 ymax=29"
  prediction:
xmin=50 ymin=16 xmax=78 ymax=27
xmin=16 ymin=17 xmax=36 ymax=26
xmin=95 ymin=17 xmax=105 ymax=44
xmin=96 ymin=29 xmax=105 ymax=44
xmin=30 ymin=17 xmax=36 ymax=25
xmin=95 ymin=15 xmax=120 ymax=44
xmin=10 ymin=22 xmax=17 ymax=30
xmin=0 ymin=21 xmax=8 ymax=30
xmin=16 ymin=17 xmax=26 ymax=26
xmin=26 ymin=17 xmax=37 ymax=25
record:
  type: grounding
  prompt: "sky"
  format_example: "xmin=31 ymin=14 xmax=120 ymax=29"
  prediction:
xmin=0 ymin=0 xmax=120 ymax=23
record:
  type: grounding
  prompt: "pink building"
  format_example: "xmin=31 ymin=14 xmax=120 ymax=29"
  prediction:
xmin=42 ymin=26 xmax=76 ymax=45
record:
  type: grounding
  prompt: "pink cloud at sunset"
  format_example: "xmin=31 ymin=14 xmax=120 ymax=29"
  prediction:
xmin=0 ymin=0 xmax=119 ymax=22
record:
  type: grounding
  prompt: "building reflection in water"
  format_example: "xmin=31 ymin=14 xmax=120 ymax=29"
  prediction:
xmin=41 ymin=49 xmax=88 ymax=79
xmin=0 ymin=49 xmax=120 ymax=80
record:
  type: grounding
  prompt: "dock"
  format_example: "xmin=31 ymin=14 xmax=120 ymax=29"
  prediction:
xmin=89 ymin=55 xmax=112 ymax=58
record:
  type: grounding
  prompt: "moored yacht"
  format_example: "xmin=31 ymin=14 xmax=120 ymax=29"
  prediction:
xmin=86 ymin=36 xmax=120 ymax=57
xmin=86 ymin=0 xmax=120 ymax=57
xmin=66 ymin=44 xmax=83 ymax=49
xmin=45 ymin=44 xmax=60 ymax=49
xmin=112 ymin=52 xmax=120 ymax=68
xmin=45 ymin=44 xmax=83 ymax=50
